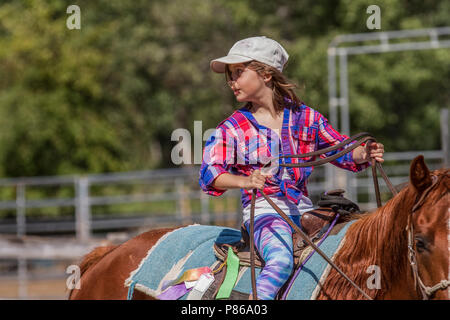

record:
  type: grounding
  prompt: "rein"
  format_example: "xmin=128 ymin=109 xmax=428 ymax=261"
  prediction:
xmin=249 ymin=132 xmax=395 ymax=300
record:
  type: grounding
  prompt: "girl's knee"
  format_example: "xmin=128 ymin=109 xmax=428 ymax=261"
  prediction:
xmin=265 ymin=254 xmax=294 ymax=277
xmin=278 ymin=256 xmax=294 ymax=272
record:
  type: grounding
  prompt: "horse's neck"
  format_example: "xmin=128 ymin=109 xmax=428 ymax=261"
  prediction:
xmin=366 ymin=188 xmax=419 ymax=297
xmin=332 ymin=188 xmax=417 ymax=299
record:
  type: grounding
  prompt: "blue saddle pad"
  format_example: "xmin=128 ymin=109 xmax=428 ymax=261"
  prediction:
xmin=125 ymin=221 xmax=354 ymax=300
xmin=124 ymin=224 xmax=242 ymax=298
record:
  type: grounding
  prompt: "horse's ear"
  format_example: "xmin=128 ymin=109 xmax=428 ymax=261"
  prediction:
xmin=410 ymin=155 xmax=432 ymax=193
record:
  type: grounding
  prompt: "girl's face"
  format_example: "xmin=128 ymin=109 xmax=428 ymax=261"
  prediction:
xmin=226 ymin=63 xmax=269 ymax=103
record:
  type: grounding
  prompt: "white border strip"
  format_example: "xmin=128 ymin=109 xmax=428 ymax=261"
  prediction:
xmin=124 ymin=224 xmax=199 ymax=297
xmin=310 ymin=233 xmax=349 ymax=300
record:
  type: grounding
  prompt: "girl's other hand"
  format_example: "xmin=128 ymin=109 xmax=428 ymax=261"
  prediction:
xmin=243 ymin=169 xmax=272 ymax=190
xmin=367 ymin=142 xmax=385 ymax=163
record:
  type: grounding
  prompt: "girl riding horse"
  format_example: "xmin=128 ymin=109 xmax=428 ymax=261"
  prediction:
xmin=199 ymin=36 xmax=385 ymax=300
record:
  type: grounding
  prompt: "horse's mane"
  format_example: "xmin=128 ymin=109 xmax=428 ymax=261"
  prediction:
xmin=321 ymin=168 xmax=449 ymax=299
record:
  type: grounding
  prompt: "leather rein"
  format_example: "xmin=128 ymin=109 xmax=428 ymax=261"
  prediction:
xmin=249 ymin=132 xmax=395 ymax=300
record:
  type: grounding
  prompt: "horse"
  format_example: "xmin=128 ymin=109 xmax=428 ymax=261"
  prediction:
xmin=68 ymin=156 xmax=449 ymax=300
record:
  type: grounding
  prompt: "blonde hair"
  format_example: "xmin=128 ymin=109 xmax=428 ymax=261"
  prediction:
xmin=225 ymin=60 xmax=301 ymax=113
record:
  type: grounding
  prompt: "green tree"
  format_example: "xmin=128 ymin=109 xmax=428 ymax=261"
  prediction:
xmin=0 ymin=0 xmax=448 ymax=178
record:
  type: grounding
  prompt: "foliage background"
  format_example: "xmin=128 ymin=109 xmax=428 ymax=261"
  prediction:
xmin=0 ymin=0 xmax=448 ymax=178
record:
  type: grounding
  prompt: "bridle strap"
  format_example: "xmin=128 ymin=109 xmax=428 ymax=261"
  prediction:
xmin=406 ymin=216 xmax=427 ymax=299
xmin=423 ymin=280 xmax=450 ymax=297
xmin=407 ymin=174 xmax=449 ymax=299
xmin=407 ymin=217 xmax=450 ymax=299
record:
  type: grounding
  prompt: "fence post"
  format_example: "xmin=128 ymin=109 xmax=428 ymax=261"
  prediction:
xmin=17 ymin=257 xmax=27 ymax=299
xmin=16 ymin=183 xmax=26 ymax=238
xmin=441 ymin=108 xmax=449 ymax=166
xmin=325 ymin=164 xmax=334 ymax=192
xmin=75 ymin=176 xmax=91 ymax=243
xmin=235 ymin=191 xmax=242 ymax=229
xmin=200 ymin=190 xmax=210 ymax=225
xmin=347 ymin=171 xmax=357 ymax=202
xmin=176 ymin=178 xmax=191 ymax=225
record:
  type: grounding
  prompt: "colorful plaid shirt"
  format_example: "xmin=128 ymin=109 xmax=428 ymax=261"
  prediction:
xmin=199 ymin=98 xmax=370 ymax=209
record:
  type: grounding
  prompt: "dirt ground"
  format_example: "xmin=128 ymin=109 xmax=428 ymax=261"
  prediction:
xmin=0 ymin=278 xmax=68 ymax=300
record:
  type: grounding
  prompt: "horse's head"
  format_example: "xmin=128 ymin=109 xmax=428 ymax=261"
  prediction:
xmin=408 ymin=155 xmax=449 ymax=300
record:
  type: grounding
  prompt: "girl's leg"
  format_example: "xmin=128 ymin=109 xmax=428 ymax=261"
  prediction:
xmin=245 ymin=214 xmax=297 ymax=300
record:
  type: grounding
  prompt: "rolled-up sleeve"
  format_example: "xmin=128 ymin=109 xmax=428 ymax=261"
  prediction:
xmin=199 ymin=127 xmax=235 ymax=196
xmin=317 ymin=114 xmax=370 ymax=172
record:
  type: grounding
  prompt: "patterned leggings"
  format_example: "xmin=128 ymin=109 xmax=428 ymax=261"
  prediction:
xmin=244 ymin=213 xmax=301 ymax=300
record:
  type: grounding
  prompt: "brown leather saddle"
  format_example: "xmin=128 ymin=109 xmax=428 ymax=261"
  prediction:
xmin=213 ymin=189 xmax=360 ymax=268
xmin=214 ymin=206 xmax=337 ymax=268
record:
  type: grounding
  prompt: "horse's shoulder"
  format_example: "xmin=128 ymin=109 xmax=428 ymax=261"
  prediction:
xmin=134 ymin=227 xmax=180 ymax=243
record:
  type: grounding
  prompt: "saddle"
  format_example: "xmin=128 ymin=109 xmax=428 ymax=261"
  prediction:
xmin=214 ymin=189 xmax=360 ymax=269
xmin=213 ymin=207 xmax=336 ymax=269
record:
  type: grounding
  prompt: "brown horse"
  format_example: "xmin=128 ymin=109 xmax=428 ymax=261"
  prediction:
xmin=69 ymin=156 xmax=449 ymax=300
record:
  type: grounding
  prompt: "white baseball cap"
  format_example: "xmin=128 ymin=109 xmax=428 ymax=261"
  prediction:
xmin=210 ymin=36 xmax=289 ymax=73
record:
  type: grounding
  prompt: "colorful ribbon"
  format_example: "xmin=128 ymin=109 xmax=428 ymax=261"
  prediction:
xmin=216 ymin=247 xmax=240 ymax=299
xmin=157 ymin=282 xmax=191 ymax=300
xmin=162 ymin=266 xmax=212 ymax=291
